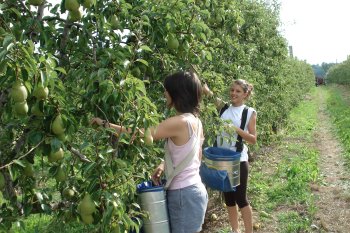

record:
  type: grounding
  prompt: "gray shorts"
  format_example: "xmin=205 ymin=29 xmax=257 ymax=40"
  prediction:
xmin=167 ymin=182 xmax=208 ymax=233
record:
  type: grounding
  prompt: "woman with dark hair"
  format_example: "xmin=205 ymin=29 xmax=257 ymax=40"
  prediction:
xmin=91 ymin=71 xmax=208 ymax=233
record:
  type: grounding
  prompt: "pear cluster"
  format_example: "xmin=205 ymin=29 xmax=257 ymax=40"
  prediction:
xmin=65 ymin=0 xmax=81 ymax=22
xmin=77 ymin=193 xmax=96 ymax=224
xmin=11 ymin=81 xmax=29 ymax=116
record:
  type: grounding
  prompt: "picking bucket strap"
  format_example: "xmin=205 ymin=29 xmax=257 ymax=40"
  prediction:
xmin=235 ymin=106 xmax=249 ymax=152
xmin=164 ymin=119 xmax=201 ymax=189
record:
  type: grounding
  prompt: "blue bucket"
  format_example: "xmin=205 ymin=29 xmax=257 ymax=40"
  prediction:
xmin=136 ymin=181 xmax=170 ymax=233
xmin=200 ymin=147 xmax=241 ymax=191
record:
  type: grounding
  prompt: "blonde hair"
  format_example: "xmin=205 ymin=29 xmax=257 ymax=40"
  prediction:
xmin=231 ymin=79 xmax=254 ymax=99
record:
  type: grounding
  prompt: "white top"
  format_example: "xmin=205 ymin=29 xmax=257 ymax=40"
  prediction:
xmin=217 ymin=104 xmax=256 ymax=162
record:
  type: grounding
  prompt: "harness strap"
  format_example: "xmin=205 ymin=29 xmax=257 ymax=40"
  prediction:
xmin=235 ymin=106 xmax=248 ymax=152
xmin=164 ymin=118 xmax=200 ymax=189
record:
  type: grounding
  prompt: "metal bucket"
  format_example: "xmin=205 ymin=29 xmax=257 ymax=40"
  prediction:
xmin=136 ymin=181 xmax=170 ymax=233
xmin=203 ymin=147 xmax=241 ymax=187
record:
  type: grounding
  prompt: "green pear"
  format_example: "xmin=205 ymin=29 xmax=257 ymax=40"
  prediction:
xmin=167 ymin=36 xmax=179 ymax=50
xmin=57 ymin=133 xmax=67 ymax=142
xmin=31 ymin=102 xmax=44 ymax=117
xmin=14 ymin=101 xmax=28 ymax=115
xmin=68 ymin=9 xmax=82 ymax=22
xmin=111 ymin=224 xmax=120 ymax=233
xmin=48 ymin=148 xmax=64 ymax=163
xmin=65 ymin=0 xmax=79 ymax=11
xmin=79 ymin=193 xmax=96 ymax=215
xmin=131 ymin=67 xmax=141 ymax=77
xmin=23 ymin=163 xmax=34 ymax=177
xmin=81 ymin=214 xmax=94 ymax=224
xmin=62 ymin=187 xmax=75 ymax=198
xmin=52 ymin=115 xmax=65 ymax=135
xmin=55 ymin=166 xmax=67 ymax=182
xmin=11 ymin=81 xmax=28 ymax=102
xmin=33 ymin=85 xmax=49 ymax=100
xmin=110 ymin=15 xmax=119 ymax=30
xmin=83 ymin=0 xmax=93 ymax=8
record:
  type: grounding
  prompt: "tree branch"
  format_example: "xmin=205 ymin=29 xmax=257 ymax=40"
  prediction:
xmin=68 ymin=146 xmax=91 ymax=163
xmin=0 ymin=138 xmax=45 ymax=170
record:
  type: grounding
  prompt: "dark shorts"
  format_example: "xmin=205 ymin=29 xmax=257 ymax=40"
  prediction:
xmin=223 ymin=161 xmax=249 ymax=208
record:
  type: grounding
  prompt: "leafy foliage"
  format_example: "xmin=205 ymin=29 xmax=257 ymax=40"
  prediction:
xmin=0 ymin=0 xmax=314 ymax=231
xmin=326 ymin=57 xmax=350 ymax=84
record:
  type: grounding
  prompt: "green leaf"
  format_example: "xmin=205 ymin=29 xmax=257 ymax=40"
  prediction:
xmin=139 ymin=45 xmax=153 ymax=52
xmin=40 ymin=70 xmax=47 ymax=84
xmin=27 ymin=131 xmax=43 ymax=146
xmin=55 ymin=67 xmax=67 ymax=74
xmin=135 ymin=59 xmax=149 ymax=66
xmin=13 ymin=160 xmax=25 ymax=167
xmin=2 ymin=35 xmax=13 ymax=48
xmin=50 ymin=138 xmax=62 ymax=152
xmin=0 ymin=59 xmax=7 ymax=74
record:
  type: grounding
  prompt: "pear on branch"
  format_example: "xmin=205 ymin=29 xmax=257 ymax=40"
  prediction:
xmin=23 ymin=163 xmax=34 ymax=177
xmin=65 ymin=0 xmax=80 ymax=11
xmin=167 ymin=35 xmax=179 ymax=50
xmin=33 ymin=85 xmax=49 ymax=100
xmin=14 ymin=101 xmax=28 ymax=115
xmin=78 ymin=193 xmax=96 ymax=224
xmin=68 ymin=9 xmax=82 ymax=22
xmin=31 ymin=102 xmax=44 ymax=117
xmin=55 ymin=166 xmax=67 ymax=182
xmin=52 ymin=114 xmax=66 ymax=135
xmin=11 ymin=81 xmax=28 ymax=102
xmin=83 ymin=0 xmax=94 ymax=9
xmin=48 ymin=148 xmax=64 ymax=163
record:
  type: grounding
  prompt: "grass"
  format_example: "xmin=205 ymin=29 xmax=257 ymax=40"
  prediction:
xmin=248 ymin=87 xmax=321 ymax=232
xmin=246 ymin=85 xmax=350 ymax=232
xmin=326 ymin=84 xmax=350 ymax=169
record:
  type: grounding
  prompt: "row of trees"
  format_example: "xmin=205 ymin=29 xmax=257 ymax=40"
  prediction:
xmin=0 ymin=0 xmax=314 ymax=231
xmin=326 ymin=56 xmax=350 ymax=84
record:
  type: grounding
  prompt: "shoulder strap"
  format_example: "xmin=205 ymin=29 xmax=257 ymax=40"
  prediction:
xmin=164 ymin=119 xmax=201 ymax=189
xmin=219 ymin=104 xmax=229 ymax=117
xmin=235 ymin=106 xmax=249 ymax=152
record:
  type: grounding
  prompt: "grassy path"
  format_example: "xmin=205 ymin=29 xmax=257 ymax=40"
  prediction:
xmin=202 ymin=85 xmax=350 ymax=233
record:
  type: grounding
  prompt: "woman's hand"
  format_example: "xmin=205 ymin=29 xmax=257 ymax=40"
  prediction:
xmin=202 ymin=83 xmax=213 ymax=96
xmin=151 ymin=162 xmax=165 ymax=186
xmin=90 ymin=117 xmax=104 ymax=127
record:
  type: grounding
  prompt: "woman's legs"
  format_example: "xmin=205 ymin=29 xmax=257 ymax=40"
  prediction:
xmin=224 ymin=162 xmax=251 ymax=233
xmin=227 ymin=205 xmax=240 ymax=233
xmin=241 ymin=205 xmax=253 ymax=233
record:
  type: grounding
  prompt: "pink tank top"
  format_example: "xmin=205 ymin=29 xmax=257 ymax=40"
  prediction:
xmin=165 ymin=114 xmax=203 ymax=190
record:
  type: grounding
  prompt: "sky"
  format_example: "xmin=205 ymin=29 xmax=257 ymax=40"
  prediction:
xmin=279 ymin=0 xmax=350 ymax=65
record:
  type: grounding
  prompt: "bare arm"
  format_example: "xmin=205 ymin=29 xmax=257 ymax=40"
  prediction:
xmin=90 ymin=115 xmax=186 ymax=141
xmin=202 ymin=83 xmax=225 ymax=109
